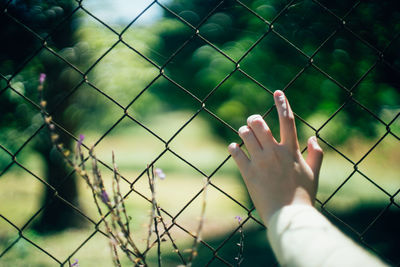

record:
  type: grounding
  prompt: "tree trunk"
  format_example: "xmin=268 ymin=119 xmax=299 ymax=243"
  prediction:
xmin=34 ymin=138 xmax=86 ymax=232
xmin=28 ymin=0 xmax=86 ymax=232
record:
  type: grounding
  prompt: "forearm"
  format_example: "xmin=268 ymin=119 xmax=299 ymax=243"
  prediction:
xmin=267 ymin=205 xmax=388 ymax=267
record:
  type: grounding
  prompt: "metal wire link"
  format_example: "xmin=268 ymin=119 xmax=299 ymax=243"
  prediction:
xmin=0 ymin=0 xmax=399 ymax=266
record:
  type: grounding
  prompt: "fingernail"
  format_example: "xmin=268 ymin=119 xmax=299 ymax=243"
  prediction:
xmin=247 ymin=114 xmax=261 ymax=124
xmin=275 ymin=90 xmax=287 ymax=117
xmin=311 ymin=136 xmax=319 ymax=149
xmin=238 ymin=126 xmax=249 ymax=134
xmin=228 ymin=143 xmax=238 ymax=155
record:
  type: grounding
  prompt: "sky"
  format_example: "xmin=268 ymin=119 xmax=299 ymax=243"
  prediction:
xmin=83 ymin=0 xmax=169 ymax=26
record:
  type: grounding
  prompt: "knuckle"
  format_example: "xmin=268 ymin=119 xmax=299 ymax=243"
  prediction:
xmin=287 ymin=113 xmax=295 ymax=121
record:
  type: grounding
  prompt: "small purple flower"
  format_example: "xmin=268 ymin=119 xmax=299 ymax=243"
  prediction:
xmin=78 ymin=134 xmax=85 ymax=144
xmin=235 ymin=215 xmax=242 ymax=223
xmin=76 ymin=134 xmax=85 ymax=148
xmin=71 ymin=259 xmax=79 ymax=267
xmin=39 ymin=73 xmax=46 ymax=84
xmin=100 ymin=190 xmax=110 ymax=204
xmin=154 ymin=168 xmax=166 ymax=180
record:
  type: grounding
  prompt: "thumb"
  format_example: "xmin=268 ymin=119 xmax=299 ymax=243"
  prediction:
xmin=306 ymin=136 xmax=323 ymax=178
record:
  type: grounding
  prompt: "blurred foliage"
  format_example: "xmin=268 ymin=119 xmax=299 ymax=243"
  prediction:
xmin=0 ymin=0 xmax=88 ymax=230
xmin=0 ymin=0 xmax=162 ymax=167
xmin=2 ymin=0 xmax=399 ymax=166
xmin=74 ymin=20 xmax=164 ymax=127
xmin=0 ymin=0 xmax=77 ymax=168
xmin=152 ymin=0 xmax=400 ymax=143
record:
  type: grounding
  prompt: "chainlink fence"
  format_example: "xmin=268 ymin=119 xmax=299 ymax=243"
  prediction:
xmin=1 ymin=0 xmax=400 ymax=266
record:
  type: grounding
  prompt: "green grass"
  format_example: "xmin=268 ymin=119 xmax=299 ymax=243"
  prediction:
xmin=0 ymin=111 xmax=398 ymax=266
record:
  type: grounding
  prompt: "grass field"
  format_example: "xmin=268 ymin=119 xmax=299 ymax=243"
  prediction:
xmin=0 ymin=111 xmax=399 ymax=266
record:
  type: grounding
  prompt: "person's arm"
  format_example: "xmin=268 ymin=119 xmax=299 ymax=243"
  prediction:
xmin=267 ymin=204 xmax=387 ymax=266
xmin=228 ymin=90 xmax=387 ymax=266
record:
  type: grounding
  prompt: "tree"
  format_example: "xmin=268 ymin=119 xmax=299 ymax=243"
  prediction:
xmin=0 ymin=0 xmax=85 ymax=231
xmin=153 ymin=0 xmax=400 ymax=144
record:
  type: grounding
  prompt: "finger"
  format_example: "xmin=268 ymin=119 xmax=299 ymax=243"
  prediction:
xmin=247 ymin=114 xmax=276 ymax=148
xmin=306 ymin=136 xmax=324 ymax=179
xmin=274 ymin=90 xmax=299 ymax=150
xmin=228 ymin=142 xmax=250 ymax=174
xmin=238 ymin=125 xmax=262 ymax=157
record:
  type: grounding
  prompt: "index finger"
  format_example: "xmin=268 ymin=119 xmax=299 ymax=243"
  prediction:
xmin=274 ymin=90 xmax=299 ymax=151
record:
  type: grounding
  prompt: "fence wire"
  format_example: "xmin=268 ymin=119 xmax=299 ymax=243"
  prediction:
xmin=1 ymin=0 xmax=400 ymax=266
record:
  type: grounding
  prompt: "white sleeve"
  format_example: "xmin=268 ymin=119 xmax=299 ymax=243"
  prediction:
xmin=267 ymin=205 xmax=389 ymax=267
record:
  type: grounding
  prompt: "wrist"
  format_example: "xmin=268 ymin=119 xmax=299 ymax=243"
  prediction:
xmin=264 ymin=202 xmax=315 ymax=227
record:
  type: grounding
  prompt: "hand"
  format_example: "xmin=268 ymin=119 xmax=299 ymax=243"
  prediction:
xmin=228 ymin=90 xmax=323 ymax=226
